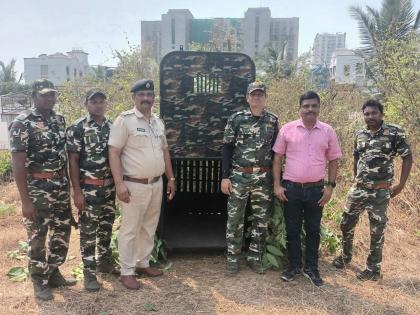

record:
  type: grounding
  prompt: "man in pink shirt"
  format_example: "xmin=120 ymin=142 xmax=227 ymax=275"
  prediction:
xmin=273 ymin=91 xmax=342 ymax=287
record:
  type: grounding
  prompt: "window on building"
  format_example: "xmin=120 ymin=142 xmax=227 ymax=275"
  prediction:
xmin=80 ymin=71 xmax=83 ymax=78
xmin=66 ymin=66 xmax=70 ymax=76
xmin=344 ymin=65 xmax=350 ymax=76
xmin=171 ymin=18 xmax=176 ymax=45
xmin=40 ymin=65 xmax=48 ymax=78
xmin=74 ymin=68 xmax=77 ymax=78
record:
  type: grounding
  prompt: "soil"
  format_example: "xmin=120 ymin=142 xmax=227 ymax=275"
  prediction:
xmin=0 ymin=182 xmax=419 ymax=315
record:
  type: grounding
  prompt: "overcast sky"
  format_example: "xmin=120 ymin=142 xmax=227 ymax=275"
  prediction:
xmin=1 ymin=0 xmax=419 ymax=77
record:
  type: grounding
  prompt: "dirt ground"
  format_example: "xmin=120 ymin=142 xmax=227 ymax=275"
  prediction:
xmin=0 ymin=182 xmax=419 ymax=315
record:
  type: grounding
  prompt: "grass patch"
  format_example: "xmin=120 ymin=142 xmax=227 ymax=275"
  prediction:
xmin=0 ymin=201 xmax=16 ymax=217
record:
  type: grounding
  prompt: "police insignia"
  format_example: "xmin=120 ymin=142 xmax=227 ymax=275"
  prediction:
xmin=146 ymin=83 xmax=150 ymax=88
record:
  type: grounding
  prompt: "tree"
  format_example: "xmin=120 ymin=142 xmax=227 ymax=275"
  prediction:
xmin=0 ymin=59 xmax=20 ymax=83
xmin=256 ymin=43 xmax=295 ymax=79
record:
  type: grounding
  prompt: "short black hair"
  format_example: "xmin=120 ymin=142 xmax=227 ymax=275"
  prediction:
xmin=299 ymin=91 xmax=320 ymax=106
xmin=362 ymin=99 xmax=384 ymax=114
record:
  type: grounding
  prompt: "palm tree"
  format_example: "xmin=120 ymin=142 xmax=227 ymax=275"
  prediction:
xmin=0 ymin=59 xmax=20 ymax=83
xmin=350 ymin=0 xmax=419 ymax=58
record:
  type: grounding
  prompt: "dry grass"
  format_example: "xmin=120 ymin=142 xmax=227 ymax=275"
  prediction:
xmin=0 ymin=182 xmax=419 ymax=315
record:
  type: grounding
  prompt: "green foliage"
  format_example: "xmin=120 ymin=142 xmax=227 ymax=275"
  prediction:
xmin=7 ymin=267 xmax=28 ymax=282
xmin=71 ymin=263 xmax=84 ymax=280
xmin=0 ymin=151 xmax=12 ymax=180
xmin=320 ymin=225 xmax=341 ymax=254
xmin=143 ymin=302 xmax=158 ymax=312
xmin=0 ymin=201 xmax=15 ymax=217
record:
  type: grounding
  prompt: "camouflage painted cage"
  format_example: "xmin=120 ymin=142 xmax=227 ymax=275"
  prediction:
xmin=158 ymin=51 xmax=255 ymax=249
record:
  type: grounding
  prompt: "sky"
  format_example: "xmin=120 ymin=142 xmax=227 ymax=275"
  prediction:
xmin=1 ymin=0 xmax=419 ymax=77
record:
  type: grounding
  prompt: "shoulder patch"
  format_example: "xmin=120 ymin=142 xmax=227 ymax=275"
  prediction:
xmin=15 ymin=110 xmax=32 ymax=121
xmin=266 ymin=111 xmax=278 ymax=121
xmin=121 ymin=109 xmax=135 ymax=117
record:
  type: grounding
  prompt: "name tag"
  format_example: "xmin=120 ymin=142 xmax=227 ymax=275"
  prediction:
xmin=137 ymin=128 xmax=146 ymax=132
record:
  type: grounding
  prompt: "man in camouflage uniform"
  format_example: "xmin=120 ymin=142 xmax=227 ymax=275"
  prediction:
xmin=67 ymin=89 xmax=118 ymax=292
xmin=332 ymin=99 xmax=412 ymax=281
xmin=221 ymin=81 xmax=278 ymax=275
xmin=9 ymin=79 xmax=76 ymax=301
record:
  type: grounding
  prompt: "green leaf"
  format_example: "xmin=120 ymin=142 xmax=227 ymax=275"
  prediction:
xmin=6 ymin=250 xmax=25 ymax=260
xmin=144 ymin=302 xmax=157 ymax=312
xmin=266 ymin=245 xmax=283 ymax=257
xmin=66 ymin=255 xmax=76 ymax=261
xmin=18 ymin=241 xmax=28 ymax=253
xmin=7 ymin=266 xmax=28 ymax=282
xmin=266 ymin=253 xmax=280 ymax=268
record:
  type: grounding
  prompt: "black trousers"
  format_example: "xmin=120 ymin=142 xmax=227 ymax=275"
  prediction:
xmin=283 ymin=181 xmax=323 ymax=270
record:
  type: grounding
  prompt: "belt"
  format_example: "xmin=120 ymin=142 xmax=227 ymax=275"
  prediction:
xmin=30 ymin=169 xmax=65 ymax=180
xmin=237 ymin=166 xmax=271 ymax=173
xmin=283 ymin=180 xmax=324 ymax=188
xmin=356 ymin=182 xmax=391 ymax=190
xmin=81 ymin=177 xmax=114 ymax=187
xmin=123 ymin=175 xmax=161 ymax=184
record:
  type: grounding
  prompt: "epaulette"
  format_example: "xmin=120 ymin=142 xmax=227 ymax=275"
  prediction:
xmin=73 ymin=116 xmax=87 ymax=126
xmin=383 ymin=123 xmax=403 ymax=132
xmin=15 ymin=110 xmax=33 ymax=121
xmin=121 ymin=109 xmax=135 ymax=116
xmin=230 ymin=110 xmax=248 ymax=119
xmin=266 ymin=111 xmax=278 ymax=121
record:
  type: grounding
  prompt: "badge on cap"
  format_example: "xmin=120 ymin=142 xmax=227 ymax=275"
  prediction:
xmin=146 ymin=83 xmax=150 ymax=89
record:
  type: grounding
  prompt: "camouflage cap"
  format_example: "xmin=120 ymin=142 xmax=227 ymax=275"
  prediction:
xmin=247 ymin=81 xmax=266 ymax=94
xmin=130 ymin=79 xmax=154 ymax=93
xmin=32 ymin=79 xmax=57 ymax=94
xmin=85 ymin=88 xmax=106 ymax=101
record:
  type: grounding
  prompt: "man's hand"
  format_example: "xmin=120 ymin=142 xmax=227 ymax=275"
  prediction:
xmin=116 ymin=182 xmax=131 ymax=203
xmin=274 ymin=184 xmax=288 ymax=202
xmin=167 ymin=180 xmax=176 ymax=200
xmin=318 ymin=186 xmax=333 ymax=206
xmin=221 ymin=179 xmax=232 ymax=195
xmin=390 ymin=184 xmax=404 ymax=198
xmin=73 ymin=190 xmax=86 ymax=211
xmin=22 ymin=200 xmax=36 ymax=220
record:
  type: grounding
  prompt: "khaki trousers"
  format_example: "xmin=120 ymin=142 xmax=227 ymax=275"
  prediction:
xmin=118 ymin=178 xmax=163 ymax=275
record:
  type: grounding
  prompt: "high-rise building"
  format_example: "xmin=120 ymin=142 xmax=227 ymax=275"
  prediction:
xmin=141 ymin=8 xmax=299 ymax=62
xmin=312 ymin=32 xmax=346 ymax=65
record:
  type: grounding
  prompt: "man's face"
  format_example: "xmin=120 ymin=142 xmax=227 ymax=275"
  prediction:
xmin=363 ymin=106 xmax=383 ymax=128
xmin=246 ymin=90 xmax=267 ymax=111
xmin=34 ymin=91 xmax=56 ymax=111
xmin=85 ymin=95 xmax=107 ymax=118
xmin=299 ymin=98 xmax=320 ymax=120
xmin=132 ymin=90 xmax=154 ymax=111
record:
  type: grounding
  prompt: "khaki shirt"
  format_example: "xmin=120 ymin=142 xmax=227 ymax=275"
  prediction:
xmin=108 ymin=107 xmax=167 ymax=179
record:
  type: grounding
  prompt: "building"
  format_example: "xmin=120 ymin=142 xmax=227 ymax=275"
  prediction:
xmin=141 ymin=8 xmax=299 ymax=62
xmin=329 ymin=48 xmax=365 ymax=87
xmin=312 ymin=32 xmax=346 ymax=65
xmin=24 ymin=50 xmax=91 ymax=85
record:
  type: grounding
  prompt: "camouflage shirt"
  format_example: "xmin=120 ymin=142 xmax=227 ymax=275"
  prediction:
xmin=9 ymin=108 xmax=67 ymax=172
xmin=223 ymin=110 xmax=278 ymax=169
xmin=354 ymin=122 xmax=411 ymax=184
xmin=66 ymin=114 xmax=112 ymax=180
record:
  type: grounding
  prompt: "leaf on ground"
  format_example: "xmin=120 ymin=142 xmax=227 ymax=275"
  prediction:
xmin=18 ymin=241 xmax=29 ymax=253
xmin=144 ymin=302 xmax=157 ymax=312
xmin=66 ymin=255 xmax=76 ymax=261
xmin=7 ymin=266 xmax=28 ymax=282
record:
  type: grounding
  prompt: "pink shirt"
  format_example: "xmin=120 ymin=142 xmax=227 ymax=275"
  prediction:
xmin=273 ymin=119 xmax=342 ymax=183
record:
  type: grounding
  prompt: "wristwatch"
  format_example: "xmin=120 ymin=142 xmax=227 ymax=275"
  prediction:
xmin=326 ymin=181 xmax=336 ymax=188
xmin=169 ymin=177 xmax=176 ymax=181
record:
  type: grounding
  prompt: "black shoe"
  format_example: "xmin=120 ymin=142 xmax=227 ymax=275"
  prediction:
xmin=83 ymin=272 xmax=101 ymax=292
xmin=357 ymin=269 xmax=381 ymax=281
xmin=332 ymin=256 xmax=351 ymax=269
xmin=303 ymin=268 xmax=324 ymax=287
xmin=33 ymin=281 xmax=53 ymax=301
xmin=246 ymin=260 xmax=266 ymax=274
xmin=280 ymin=267 xmax=301 ymax=282
xmin=48 ymin=268 xmax=77 ymax=288
xmin=225 ymin=261 xmax=239 ymax=276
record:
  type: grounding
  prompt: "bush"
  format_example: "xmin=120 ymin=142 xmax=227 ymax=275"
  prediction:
xmin=0 ymin=151 xmax=12 ymax=181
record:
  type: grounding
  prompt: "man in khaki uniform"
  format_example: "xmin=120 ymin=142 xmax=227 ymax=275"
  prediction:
xmin=108 ymin=79 xmax=176 ymax=290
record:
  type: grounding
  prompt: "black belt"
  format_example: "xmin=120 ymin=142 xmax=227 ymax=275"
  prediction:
xmin=283 ymin=180 xmax=324 ymax=188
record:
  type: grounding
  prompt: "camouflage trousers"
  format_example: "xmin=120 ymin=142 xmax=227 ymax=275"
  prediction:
xmin=23 ymin=177 xmax=71 ymax=285
xmin=226 ymin=170 xmax=273 ymax=264
xmin=79 ymin=183 xmax=116 ymax=276
xmin=340 ymin=185 xmax=391 ymax=272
